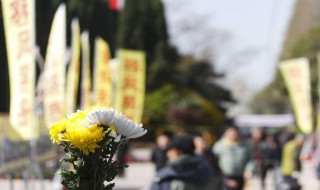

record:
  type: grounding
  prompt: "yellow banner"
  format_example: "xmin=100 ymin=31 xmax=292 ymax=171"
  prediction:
xmin=80 ymin=31 xmax=92 ymax=109
xmin=43 ymin=4 xmax=66 ymax=127
xmin=279 ymin=58 xmax=313 ymax=134
xmin=93 ymin=37 xmax=112 ymax=107
xmin=66 ymin=19 xmax=81 ymax=114
xmin=317 ymin=54 xmax=320 ymax=131
xmin=115 ymin=49 xmax=146 ymax=123
xmin=2 ymin=0 xmax=36 ymax=140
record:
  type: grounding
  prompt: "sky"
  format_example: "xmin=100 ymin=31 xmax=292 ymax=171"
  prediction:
xmin=162 ymin=0 xmax=296 ymax=115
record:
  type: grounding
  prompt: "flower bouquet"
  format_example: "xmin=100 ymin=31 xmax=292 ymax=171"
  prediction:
xmin=49 ymin=106 xmax=147 ymax=190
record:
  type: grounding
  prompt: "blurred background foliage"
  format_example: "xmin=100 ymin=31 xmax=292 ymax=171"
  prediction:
xmin=0 ymin=0 xmax=233 ymax=138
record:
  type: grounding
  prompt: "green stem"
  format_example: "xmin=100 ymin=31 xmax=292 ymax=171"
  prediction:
xmin=99 ymin=141 xmax=119 ymax=190
xmin=93 ymin=158 xmax=97 ymax=190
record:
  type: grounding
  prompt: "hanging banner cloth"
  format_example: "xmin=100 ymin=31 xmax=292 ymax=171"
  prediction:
xmin=43 ymin=4 xmax=66 ymax=127
xmin=2 ymin=0 xmax=37 ymax=140
xmin=115 ymin=49 xmax=146 ymax=123
xmin=279 ymin=57 xmax=313 ymax=134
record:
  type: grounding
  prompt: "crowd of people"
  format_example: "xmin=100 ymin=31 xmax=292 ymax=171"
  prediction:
xmin=149 ymin=123 xmax=309 ymax=190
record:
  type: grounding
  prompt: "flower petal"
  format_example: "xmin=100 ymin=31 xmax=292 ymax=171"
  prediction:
xmin=114 ymin=114 xmax=147 ymax=139
xmin=87 ymin=108 xmax=116 ymax=126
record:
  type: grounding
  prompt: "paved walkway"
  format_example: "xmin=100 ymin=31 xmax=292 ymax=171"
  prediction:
xmin=114 ymin=161 xmax=320 ymax=190
xmin=246 ymin=162 xmax=319 ymax=190
xmin=0 ymin=148 xmax=319 ymax=190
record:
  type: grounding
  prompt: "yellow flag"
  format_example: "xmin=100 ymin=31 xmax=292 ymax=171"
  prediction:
xmin=317 ymin=54 xmax=320 ymax=131
xmin=80 ymin=31 xmax=92 ymax=109
xmin=2 ymin=0 xmax=36 ymax=140
xmin=115 ymin=49 xmax=146 ymax=123
xmin=43 ymin=4 xmax=66 ymax=127
xmin=93 ymin=37 xmax=112 ymax=107
xmin=66 ymin=19 xmax=81 ymax=114
xmin=279 ymin=58 xmax=313 ymax=134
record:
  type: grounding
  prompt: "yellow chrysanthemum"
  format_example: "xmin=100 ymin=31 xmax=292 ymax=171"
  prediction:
xmin=64 ymin=123 xmax=106 ymax=155
xmin=49 ymin=118 xmax=69 ymax=144
xmin=68 ymin=110 xmax=88 ymax=123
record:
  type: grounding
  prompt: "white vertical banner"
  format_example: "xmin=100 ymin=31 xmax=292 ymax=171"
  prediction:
xmin=1 ymin=0 xmax=36 ymax=140
xmin=80 ymin=31 xmax=92 ymax=109
xmin=43 ymin=4 xmax=66 ymax=127
xmin=66 ymin=19 xmax=81 ymax=114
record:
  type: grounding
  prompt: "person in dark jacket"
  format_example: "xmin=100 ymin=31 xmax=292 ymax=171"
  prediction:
xmin=150 ymin=135 xmax=218 ymax=190
xmin=194 ymin=135 xmax=222 ymax=175
xmin=151 ymin=134 xmax=171 ymax=171
xmin=249 ymin=129 xmax=275 ymax=189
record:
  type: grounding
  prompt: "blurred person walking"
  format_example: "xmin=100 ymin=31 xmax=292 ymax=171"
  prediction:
xmin=151 ymin=133 xmax=172 ymax=171
xmin=150 ymin=135 xmax=219 ymax=190
xmin=279 ymin=134 xmax=304 ymax=190
xmin=116 ymin=143 xmax=129 ymax=177
xmin=249 ymin=129 xmax=276 ymax=189
xmin=213 ymin=125 xmax=253 ymax=190
xmin=194 ymin=134 xmax=222 ymax=175
xmin=194 ymin=134 xmax=224 ymax=189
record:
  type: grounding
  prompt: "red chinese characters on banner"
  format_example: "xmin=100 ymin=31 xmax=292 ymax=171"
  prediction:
xmin=116 ymin=50 xmax=145 ymax=123
xmin=17 ymin=99 xmax=31 ymax=126
xmin=123 ymin=77 xmax=137 ymax=90
xmin=8 ymin=0 xmax=34 ymax=129
xmin=10 ymin=0 xmax=29 ymax=26
xmin=16 ymin=32 xmax=32 ymax=128
xmin=19 ymin=64 xmax=29 ymax=90
xmin=17 ymin=30 xmax=32 ymax=59
xmin=97 ymin=90 xmax=108 ymax=104
xmin=1 ymin=0 xmax=37 ymax=139
xmin=9 ymin=0 xmax=32 ymax=60
xmin=46 ymin=70 xmax=64 ymax=123
xmin=48 ymin=101 xmax=63 ymax=123
xmin=124 ymin=59 xmax=138 ymax=72
xmin=97 ymin=70 xmax=111 ymax=104
xmin=94 ymin=42 xmax=111 ymax=106
xmin=287 ymin=66 xmax=310 ymax=114
xmin=121 ymin=58 xmax=141 ymax=120
xmin=287 ymin=67 xmax=304 ymax=92
xmin=17 ymin=64 xmax=31 ymax=127
xmin=122 ymin=95 xmax=136 ymax=109
xmin=43 ymin=4 xmax=66 ymax=127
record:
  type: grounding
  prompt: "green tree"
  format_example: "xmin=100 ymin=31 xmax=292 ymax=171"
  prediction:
xmin=144 ymin=85 xmax=224 ymax=137
xmin=249 ymin=70 xmax=290 ymax=114
xmin=118 ymin=0 xmax=233 ymax=134
xmin=117 ymin=0 xmax=180 ymax=90
xmin=175 ymin=57 xmax=233 ymax=106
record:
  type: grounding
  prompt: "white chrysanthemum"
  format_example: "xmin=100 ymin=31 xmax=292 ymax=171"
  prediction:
xmin=114 ymin=114 xmax=147 ymax=139
xmin=87 ymin=108 xmax=116 ymax=126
